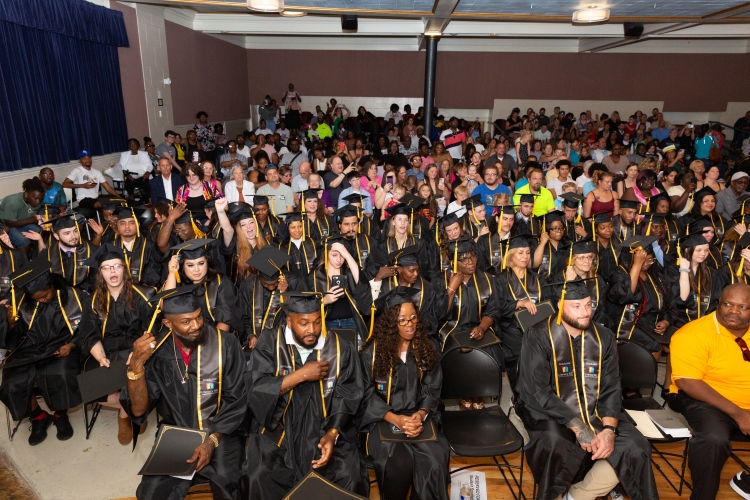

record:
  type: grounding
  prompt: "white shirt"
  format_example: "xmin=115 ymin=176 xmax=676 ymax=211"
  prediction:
xmin=118 ymin=151 xmax=152 ymax=178
xmin=446 ymin=201 xmax=467 ymax=218
xmin=224 ymin=180 xmax=255 ymax=204
xmin=255 ymin=128 xmax=273 ymax=136
xmin=385 ymin=111 xmax=402 ymax=124
xmin=546 ymin=176 xmax=571 ymax=200
xmin=66 ymin=166 xmax=106 ymax=201
xmin=237 ymin=145 xmax=252 ymax=158
xmin=162 ymin=174 xmax=174 ymax=201
xmin=285 ymin=325 xmax=324 ymax=364
xmin=668 ymin=185 xmax=689 ymax=217
xmin=291 ymin=237 xmax=302 ymax=249
xmin=576 ymin=174 xmax=590 ymax=191
xmin=591 ymin=149 xmax=610 ymax=163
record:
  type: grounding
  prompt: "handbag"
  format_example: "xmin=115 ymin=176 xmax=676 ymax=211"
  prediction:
xmin=709 ymin=136 xmax=723 ymax=162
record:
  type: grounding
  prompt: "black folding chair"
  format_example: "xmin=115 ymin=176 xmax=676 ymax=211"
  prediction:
xmin=731 ymin=430 xmax=750 ymax=474
xmin=440 ymin=346 xmax=525 ymax=500
xmin=618 ymin=340 xmax=691 ymax=495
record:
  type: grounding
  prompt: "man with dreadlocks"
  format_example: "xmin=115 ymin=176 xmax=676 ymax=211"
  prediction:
xmin=357 ymin=286 xmax=450 ymax=499
xmin=242 ymin=292 xmax=367 ymax=499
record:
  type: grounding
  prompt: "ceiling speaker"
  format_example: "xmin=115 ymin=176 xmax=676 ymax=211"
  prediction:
xmin=624 ymin=22 xmax=644 ymax=37
xmin=341 ymin=15 xmax=358 ymax=33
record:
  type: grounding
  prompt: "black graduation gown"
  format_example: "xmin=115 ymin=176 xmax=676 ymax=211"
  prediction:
xmin=112 ymin=234 xmax=162 ymax=287
xmin=510 ymin=212 xmax=542 ymax=238
xmin=277 ymin=237 xmax=317 ymax=279
xmin=721 ymin=238 xmax=739 ymax=267
xmin=377 ymin=236 xmax=438 ymax=283
xmin=157 ymin=232 xmax=227 ymax=278
xmin=78 ymin=284 xmax=155 ymax=370
xmin=515 ymin=321 xmax=657 ymax=500
xmin=99 ymin=223 xmax=117 ymax=245
xmin=719 ymin=262 xmax=750 ymax=287
xmin=340 ymin=233 xmax=378 ymax=282
xmin=47 ymin=240 xmax=97 ymax=292
xmin=666 ymin=265 xmax=722 ymax=328
xmin=381 ymin=212 xmax=431 ymax=242
xmin=237 ymin=273 xmax=305 ymax=346
xmin=594 ymin=239 xmax=619 ymax=283
xmin=0 ymin=245 xmax=27 ymax=350
xmin=611 ymin=215 xmax=637 ymax=241
xmin=121 ymin=325 xmax=247 ymax=500
xmin=357 ymin=342 xmax=450 ymax=500
xmin=257 ymin=215 xmax=287 ymax=245
xmin=475 ymin=232 xmax=510 ymax=276
xmin=545 ymin=270 xmax=606 ymax=324
xmin=303 ymin=215 xmax=338 ymax=242
xmin=190 ymin=276 xmax=242 ymax=335
xmin=535 ymin=240 xmax=569 ymax=280
xmin=242 ymin=328 xmax=367 ymax=499
xmin=677 ymin=211 xmax=726 ymax=240
xmin=600 ymin=266 xmax=667 ymax=352
xmin=0 ymin=286 xmax=84 ymax=420
xmin=493 ymin=268 xmax=547 ymax=363
xmin=308 ymin=264 xmax=372 ymax=343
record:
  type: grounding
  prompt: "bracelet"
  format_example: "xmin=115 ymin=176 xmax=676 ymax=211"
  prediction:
xmin=679 ymin=268 xmax=690 ymax=273
xmin=126 ymin=368 xmax=144 ymax=381
xmin=208 ymin=433 xmax=220 ymax=448
xmin=447 ymin=286 xmax=457 ymax=294
xmin=327 ymin=428 xmax=339 ymax=438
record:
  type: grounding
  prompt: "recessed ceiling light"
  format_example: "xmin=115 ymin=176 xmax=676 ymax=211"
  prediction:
xmin=572 ymin=6 xmax=610 ymax=23
xmin=280 ymin=10 xmax=306 ymax=16
xmin=247 ymin=0 xmax=284 ymax=13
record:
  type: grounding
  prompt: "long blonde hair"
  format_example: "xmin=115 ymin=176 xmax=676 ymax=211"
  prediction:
xmin=235 ymin=219 xmax=265 ymax=280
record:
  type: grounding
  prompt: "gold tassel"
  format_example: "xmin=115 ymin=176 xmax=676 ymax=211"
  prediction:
xmin=320 ymin=300 xmax=327 ymax=338
xmin=175 ymin=249 xmax=182 ymax=283
xmin=453 ymin=241 xmax=458 ymax=274
xmin=132 ymin=208 xmax=140 ymax=238
xmin=502 ymin=240 xmax=510 ymax=270
xmin=556 ymin=287 xmax=566 ymax=325
xmin=737 ymin=259 xmax=744 ymax=277
xmin=367 ymin=303 xmax=376 ymax=341
xmin=567 ymin=243 xmax=574 ymax=266
xmin=301 ymin=196 xmax=306 ymax=240
xmin=10 ymin=282 xmax=17 ymax=320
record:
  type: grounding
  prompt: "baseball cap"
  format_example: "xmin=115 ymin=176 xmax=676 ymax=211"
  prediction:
xmin=77 ymin=150 xmax=91 ymax=159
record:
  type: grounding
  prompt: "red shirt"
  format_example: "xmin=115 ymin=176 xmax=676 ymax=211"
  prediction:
xmin=174 ymin=335 xmax=194 ymax=366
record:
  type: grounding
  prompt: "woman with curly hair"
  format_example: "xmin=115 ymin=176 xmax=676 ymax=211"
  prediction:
xmin=358 ymin=287 xmax=450 ymax=500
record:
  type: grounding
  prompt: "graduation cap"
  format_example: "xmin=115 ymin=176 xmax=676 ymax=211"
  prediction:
xmin=734 ymin=233 xmax=750 ymax=277
xmin=492 ymin=205 xmax=517 ymax=216
xmin=675 ymin=233 xmax=710 ymax=262
xmin=618 ymin=235 xmax=658 ymax=259
xmin=386 ymin=245 xmax=419 ymax=267
xmin=334 ymin=205 xmax=361 ymax=223
xmin=8 ymin=259 xmax=52 ymax=316
xmin=83 ymin=243 xmax=126 ymax=268
xmin=341 ymin=192 xmax=369 ymax=205
xmin=639 ymin=212 xmax=666 ymax=236
xmin=246 ymin=245 xmax=290 ymax=280
xmin=297 ymin=188 xmax=322 ymax=201
xmin=560 ymin=192 xmax=584 ymax=209
xmin=36 ymin=204 xmax=60 ymax=220
xmin=253 ymin=195 xmax=270 ymax=206
xmin=461 ymin=193 xmax=483 ymax=209
xmin=150 ymin=284 xmax=205 ymax=316
xmin=114 ymin=206 xmax=143 ymax=236
xmin=227 ymin=201 xmax=252 ymax=213
xmin=170 ymin=238 xmax=214 ymax=261
xmin=284 ymin=471 xmax=368 ymax=499
xmin=384 ymin=203 xmax=417 ymax=218
xmin=445 ymin=236 xmax=476 ymax=273
xmin=517 ymin=193 xmax=539 ymax=204
xmin=401 ymin=193 xmax=425 ymax=209
xmin=281 ymin=292 xmax=331 ymax=338
xmin=49 ymin=213 xmax=86 ymax=233
xmin=644 ymin=191 xmax=671 ymax=212
xmin=589 ymin=212 xmax=612 ymax=242
xmin=277 ymin=211 xmax=303 ymax=225
xmin=98 ymin=195 xmax=127 ymax=211
xmin=228 ymin=206 xmax=256 ymax=224
xmin=374 ymin=286 xmax=420 ymax=316
xmin=687 ymin=215 xmax=714 ymax=235
xmin=551 ymin=278 xmax=598 ymax=324
xmin=133 ymin=206 xmax=153 ymax=226
xmin=733 ymin=210 xmax=750 ymax=225
xmin=619 ymin=199 xmax=640 ymax=210
xmin=543 ymin=210 xmax=565 ymax=230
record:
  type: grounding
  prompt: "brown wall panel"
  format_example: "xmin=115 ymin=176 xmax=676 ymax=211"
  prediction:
xmin=110 ymin=2 xmax=149 ymax=142
xmin=166 ymin=22 xmax=250 ymax=125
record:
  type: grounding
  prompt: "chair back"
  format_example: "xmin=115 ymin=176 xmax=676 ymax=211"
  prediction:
xmin=617 ymin=340 xmax=658 ymax=390
xmin=440 ymin=347 xmax=502 ymax=400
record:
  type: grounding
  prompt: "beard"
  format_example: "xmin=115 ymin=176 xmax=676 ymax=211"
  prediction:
xmin=174 ymin=327 xmax=206 ymax=349
xmin=562 ymin=311 xmax=591 ymax=330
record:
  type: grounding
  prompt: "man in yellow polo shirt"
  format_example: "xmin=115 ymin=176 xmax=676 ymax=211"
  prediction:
xmin=512 ymin=167 xmax=555 ymax=217
xmin=668 ymin=283 xmax=750 ymax=500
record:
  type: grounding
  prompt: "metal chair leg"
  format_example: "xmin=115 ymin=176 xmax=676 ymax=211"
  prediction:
xmin=5 ymin=407 xmax=11 ymax=441
xmin=83 ymin=403 xmax=101 ymax=439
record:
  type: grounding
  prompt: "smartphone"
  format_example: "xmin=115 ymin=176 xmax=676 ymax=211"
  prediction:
xmin=192 ymin=151 xmax=199 ymax=162
xmin=330 ymin=275 xmax=345 ymax=289
xmin=688 ymin=124 xmax=694 ymax=129
xmin=386 ymin=177 xmax=394 ymax=188
xmin=438 ymin=178 xmax=445 ymax=189
xmin=339 ymin=142 xmax=346 ymax=150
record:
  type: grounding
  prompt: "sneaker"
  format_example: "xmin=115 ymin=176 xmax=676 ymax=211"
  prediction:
xmin=28 ymin=412 xmax=52 ymax=446
xmin=731 ymin=471 xmax=750 ymax=499
xmin=53 ymin=414 xmax=74 ymax=441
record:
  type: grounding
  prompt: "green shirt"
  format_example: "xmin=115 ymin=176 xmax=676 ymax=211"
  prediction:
xmin=0 ymin=193 xmax=35 ymax=222
xmin=512 ymin=184 xmax=555 ymax=217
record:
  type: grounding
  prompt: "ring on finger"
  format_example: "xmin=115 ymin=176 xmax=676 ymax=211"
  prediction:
xmin=149 ymin=342 xmax=155 ymax=349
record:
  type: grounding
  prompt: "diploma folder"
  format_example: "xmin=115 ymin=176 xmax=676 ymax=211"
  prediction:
xmin=284 ymin=471 xmax=368 ymax=499
xmin=76 ymin=358 xmax=129 ymax=404
xmin=138 ymin=425 xmax=206 ymax=476
xmin=645 ymin=409 xmax=693 ymax=438
xmin=514 ymin=301 xmax=556 ymax=332
xmin=445 ymin=329 xmax=501 ymax=350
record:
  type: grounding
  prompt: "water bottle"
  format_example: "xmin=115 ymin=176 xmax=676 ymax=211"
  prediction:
xmin=460 ymin=482 xmax=473 ymax=500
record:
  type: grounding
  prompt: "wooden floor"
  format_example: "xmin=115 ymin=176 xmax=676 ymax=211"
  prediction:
xmin=0 ymin=449 xmax=39 ymax=500
xmin=112 ymin=443 xmax=748 ymax=500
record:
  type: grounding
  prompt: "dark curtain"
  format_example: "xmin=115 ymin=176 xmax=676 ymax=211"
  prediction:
xmin=0 ymin=0 xmax=129 ymax=172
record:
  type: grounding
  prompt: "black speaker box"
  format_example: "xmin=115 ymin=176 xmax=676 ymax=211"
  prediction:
xmin=341 ymin=15 xmax=358 ymax=33
xmin=624 ymin=22 xmax=644 ymax=37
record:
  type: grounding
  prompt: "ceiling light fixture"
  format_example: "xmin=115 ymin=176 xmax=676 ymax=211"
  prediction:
xmin=280 ymin=9 xmax=306 ymax=16
xmin=572 ymin=6 xmax=610 ymax=23
xmin=424 ymin=29 xmax=442 ymax=37
xmin=247 ymin=0 xmax=284 ymax=13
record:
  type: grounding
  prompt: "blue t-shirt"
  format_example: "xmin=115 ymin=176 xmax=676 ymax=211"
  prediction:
xmin=694 ymin=136 xmax=714 ymax=159
xmin=43 ymin=182 xmax=66 ymax=206
xmin=472 ymin=183 xmax=512 ymax=211
xmin=569 ymin=150 xmax=580 ymax=165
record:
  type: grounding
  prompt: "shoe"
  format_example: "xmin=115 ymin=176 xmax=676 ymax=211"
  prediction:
xmin=28 ymin=413 xmax=52 ymax=446
xmin=139 ymin=420 xmax=148 ymax=435
xmin=731 ymin=471 xmax=750 ymax=499
xmin=117 ymin=415 xmax=133 ymax=446
xmin=53 ymin=414 xmax=74 ymax=441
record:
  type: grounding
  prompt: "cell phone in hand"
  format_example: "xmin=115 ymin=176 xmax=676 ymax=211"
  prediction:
xmin=386 ymin=177 xmax=394 ymax=188
xmin=330 ymin=275 xmax=345 ymax=289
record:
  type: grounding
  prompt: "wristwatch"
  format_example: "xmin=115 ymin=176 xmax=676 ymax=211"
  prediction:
xmin=602 ymin=425 xmax=619 ymax=436
xmin=126 ymin=368 xmax=145 ymax=381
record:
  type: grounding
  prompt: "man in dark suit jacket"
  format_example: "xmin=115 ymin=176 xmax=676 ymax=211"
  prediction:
xmin=149 ymin=158 xmax=183 ymax=203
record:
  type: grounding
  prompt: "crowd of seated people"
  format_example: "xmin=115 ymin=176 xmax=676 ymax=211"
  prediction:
xmin=0 ymin=97 xmax=749 ymax=500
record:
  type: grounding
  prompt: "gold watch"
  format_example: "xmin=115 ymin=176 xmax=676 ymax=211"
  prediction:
xmin=127 ymin=368 xmax=145 ymax=381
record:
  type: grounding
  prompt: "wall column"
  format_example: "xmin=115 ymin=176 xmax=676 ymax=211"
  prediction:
xmin=134 ymin=4 xmax=175 ymax=139
xmin=423 ymin=35 xmax=440 ymax=140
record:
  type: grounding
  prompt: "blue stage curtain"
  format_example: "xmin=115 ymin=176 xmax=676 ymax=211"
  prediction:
xmin=0 ymin=0 xmax=129 ymax=171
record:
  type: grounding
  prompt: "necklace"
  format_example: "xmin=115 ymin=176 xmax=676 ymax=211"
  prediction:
xmin=172 ymin=334 xmax=189 ymax=384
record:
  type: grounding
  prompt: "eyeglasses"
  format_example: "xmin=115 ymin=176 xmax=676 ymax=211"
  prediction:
xmin=459 ymin=255 xmax=478 ymax=264
xmin=549 ymin=226 xmax=564 ymax=232
xmin=397 ymin=314 xmax=418 ymax=326
xmin=736 ymin=337 xmax=750 ymax=362
xmin=100 ymin=263 xmax=125 ymax=272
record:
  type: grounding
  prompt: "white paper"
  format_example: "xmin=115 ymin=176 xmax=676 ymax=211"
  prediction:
xmin=451 ymin=470 xmax=487 ymax=500
xmin=625 ymin=409 xmax=664 ymax=439
xmin=171 ymin=471 xmax=196 ymax=481
xmin=646 ymin=410 xmax=692 ymax=438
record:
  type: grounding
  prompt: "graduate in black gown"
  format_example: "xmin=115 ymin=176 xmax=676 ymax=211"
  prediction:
xmin=336 ymin=205 xmax=379 ymax=282
xmin=122 ymin=285 xmax=247 ymax=500
xmin=299 ymin=188 xmax=338 ymax=242
xmin=510 ymin=193 xmax=542 ymax=237
xmin=253 ymin=195 xmax=287 ymax=245
xmin=718 ymin=213 xmax=748 ymax=267
xmin=376 ymin=203 xmax=437 ymax=283
xmin=720 ymin=233 xmax=750 ymax=286
xmin=341 ymin=193 xmax=380 ymax=242
xmin=0 ymin=259 xmax=83 ymax=445
xmin=516 ymin=280 xmax=658 ymax=500
xmin=612 ymin=199 xmax=639 ymax=241
xmin=238 ymin=245 xmax=305 ymax=350
xmin=371 ymin=245 xmax=438 ymax=339
xmin=560 ymin=192 xmax=587 ymax=242
xmin=276 ymin=212 xmax=317 ymax=279
xmin=164 ymin=239 xmax=241 ymax=335
xmin=677 ymin=186 xmax=727 ymax=239
xmin=215 ymin=201 xmax=267 ymax=285
xmin=0 ymin=235 xmax=27 ymax=350
xmin=684 ymin=215 xmax=723 ymax=269
xmin=600 ymin=236 xmax=673 ymax=356
xmin=545 ymin=240 xmax=606 ymax=323
xmin=476 ymin=206 xmax=514 ymax=276
xmin=381 ymin=193 xmax=432 ymax=242
xmin=77 ymin=244 xmax=155 ymax=445
xmin=588 ymin=213 xmax=620 ymax=283
xmin=434 ymin=212 xmax=467 ymax=275
xmin=460 ymin=194 xmax=489 ymax=240
xmin=92 ymin=195 xmax=127 ymax=246
xmin=242 ymin=292 xmax=368 ymax=499
xmin=494 ymin=234 xmax=551 ymax=388
xmin=533 ymin=210 xmax=570 ymax=280
xmin=358 ymin=287 xmax=450 ymax=500
xmin=109 ymin=206 xmax=162 ymax=287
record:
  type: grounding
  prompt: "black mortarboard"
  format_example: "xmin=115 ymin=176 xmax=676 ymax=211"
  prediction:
xmin=9 ymin=258 xmax=52 ymax=295
xmin=228 ymin=207 xmax=256 ymax=223
xmin=438 ymin=212 xmax=461 ymax=227
xmin=324 ymin=234 xmax=347 ymax=249
xmin=298 ymin=188 xmax=322 ymax=201
xmin=98 ymin=195 xmax=126 ymax=211
xmin=114 ymin=206 xmax=137 ymax=220
xmin=733 ymin=211 xmax=750 ymax=225
xmin=544 ymin=210 xmax=565 ymax=225
xmin=560 ymin=192 xmax=584 ymax=209
xmin=204 ymin=196 xmax=218 ymax=209
xmin=174 ymin=210 xmax=192 ymax=225
xmin=84 ymin=243 xmax=125 ymax=268
xmin=518 ymin=193 xmax=538 ymax=204
xmin=645 ymin=191 xmax=671 ymax=210
xmin=50 ymin=213 xmax=86 ymax=232
xmin=227 ymin=202 xmax=252 ymax=214
xmin=334 ymin=205 xmax=361 ymax=222
xmin=507 ymin=234 xmax=531 ymax=250
xmin=571 ymin=239 xmax=595 ymax=255
xmin=619 ymin=199 xmax=639 ymax=210
xmin=591 ymin=212 xmax=612 ymax=225
xmin=738 ymin=233 xmax=750 ymax=249
xmin=687 ymin=215 xmax=714 ymax=234
xmin=278 ymin=211 xmax=303 ymax=224
xmin=341 ymin=193 xmax=369 ymax=204
xmin=639 ymin=212 xmax=666 ymax=238
xmin=618 ymin=235 xmax=658 ymax=253
xmin=36 ymin=204 xmax=60 ymax=218
xmin=446 ymin=236 xmax=476 ymax=257
xmin=677 ymin=233 xmax=709 ymax=250
xmin=401 ymin=193 xmax=425 ymax=209
xmin=170 ymin=238 xmax=214 ymax=260
xmin=386 ymin=245 xmax=419 ymax=267
xmin=374 ymin=286 xmax=420 ymax=315
xmin=246 ymin=245 xmax=290 ymax=280
xmin=492 ymin=205 xmax=517 ymax=216
xmin=559 ymin=279 xmax=592 ymax=301
xmin=384 ymin=203 xmax=417 ymax=217
xmin=151 ymin=284 xmax=204 ymax=315
xmin=692 ymin=187 xmax=717 ymax=207
xmin=461 ymin=193 xmax=482 ymax=209
xmin=253 ymin=195 xmax=270 ymax=206
xmin=133 ymin=206 xmax=153 ymax=226
xmin=281 ymin=292 xmax=325 ymax=315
